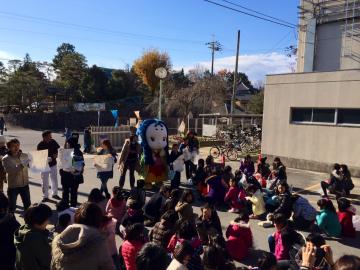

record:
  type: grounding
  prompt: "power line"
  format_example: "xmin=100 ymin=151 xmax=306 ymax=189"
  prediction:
xmin=0 ymin=27 xmax=207 ymax=55
xmin=204 ymin=0 xmax=296 ymax=29
xmin=0 ymin=10 xmax=207 ymax=45
xmin=221 ymin=0 xmax=297 ymax=27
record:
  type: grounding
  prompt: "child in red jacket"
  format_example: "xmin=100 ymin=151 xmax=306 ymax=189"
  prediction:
xmin=337 ymin=197 xmax=356 ymax=238
xmin=225 ymin=212 xmax=253 ymax=261
xmin=224 ymin=178 xmax=246 ymax=213
xmin=121 ymin=223 xmax=146 ymax=270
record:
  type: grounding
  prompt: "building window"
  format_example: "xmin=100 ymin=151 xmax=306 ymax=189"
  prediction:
xmin=292 ymin=108 xmax=312 ymax=122
xmin=291 ymin=108 xmax=360 ymax=126
xmin=338 ymin=109 xmax=360 ymax=124
xmin=312 ymin=109 xmax=335 ymax=123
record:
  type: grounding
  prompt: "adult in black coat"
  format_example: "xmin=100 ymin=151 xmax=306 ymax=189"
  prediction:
xmin=144 ymin=185 xmax=171 ymax=226
xmin=0 ymin=192 xmax=20 ymax=270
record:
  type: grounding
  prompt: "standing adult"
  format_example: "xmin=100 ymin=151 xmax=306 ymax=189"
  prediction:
xmin=0 ymin=117 xmax=6 ymax=135
xmin=118 ymin=134 xmax=141 ymax=189
xmin=37 ymin=130 xmax=61 ymax=201
xmin=60 ymin=133 xmax=84 ymax=207
xmin=2 ymin=139 xmax=31 ymax=214
xmin=83 ymin=127 xmax=92 ymax=154
xmin=0 ymin=135 xmax=8 ymax=193
xmin=184 ymin=131 xmax=199 ymax=180
xmin=95 ymin=139 xmax=117 ymax=199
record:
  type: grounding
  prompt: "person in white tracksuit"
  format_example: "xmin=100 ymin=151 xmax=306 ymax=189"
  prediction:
xmin=37 ymin=130 xmax=61 ymax=201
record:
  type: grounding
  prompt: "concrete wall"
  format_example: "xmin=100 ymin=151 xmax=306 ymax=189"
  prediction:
xmin=261 ymin=69 xmax=360 ymax=176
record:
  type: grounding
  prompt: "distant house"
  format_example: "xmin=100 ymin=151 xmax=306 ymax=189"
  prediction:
xmin=225 ymin=81 xmax=257 ymax=113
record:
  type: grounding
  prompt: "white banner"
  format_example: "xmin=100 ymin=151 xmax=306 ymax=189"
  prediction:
xmin=94 ymin=155 xmax=114 ymax=172
xmin=202 ymin=124 xmax=217 ymax=137
xmin=28 ymin=150 xmax=50 ymax=173
xmin=58 ymin=148 xmax=73 ymax=170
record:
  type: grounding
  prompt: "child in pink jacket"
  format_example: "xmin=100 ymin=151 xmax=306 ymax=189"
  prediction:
xmin=224 ymin=178 xmax=246 ymax=213
xmin=106 ymin=186 xmax=126 ymax=234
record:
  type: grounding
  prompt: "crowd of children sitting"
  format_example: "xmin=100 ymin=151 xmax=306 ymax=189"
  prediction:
xmin=0 ymin=151 xmax=358 ymax=270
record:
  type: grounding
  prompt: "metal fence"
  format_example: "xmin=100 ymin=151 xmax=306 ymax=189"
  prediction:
xmin=90 ymin=125 xmax=131 ymax=150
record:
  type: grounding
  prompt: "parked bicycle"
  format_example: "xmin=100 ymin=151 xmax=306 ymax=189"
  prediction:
xmin=209 ymin=141 xmax=242 ymax=161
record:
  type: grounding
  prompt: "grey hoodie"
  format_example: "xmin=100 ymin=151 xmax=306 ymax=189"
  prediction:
xmin=51 ymin=224 xmax=114 ymax=270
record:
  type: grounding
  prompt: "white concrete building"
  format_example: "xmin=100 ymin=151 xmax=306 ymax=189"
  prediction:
xmin=262 ymin=0 xmax=360 ymax=176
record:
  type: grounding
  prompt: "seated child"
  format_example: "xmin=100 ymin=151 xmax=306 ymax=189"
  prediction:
xmin=337 ymin=197 xmax=356 ymax=238
xmin=163 ymin=188 xmax=182 ymax=213
xmin=291 ymin=194 xmax=316 ymax=230
xmin=106 ymin=186 xmax=126 ymax=222
xmin=175 ymin=190 xmax=196 ymax=225
xmin=144 ymin=185 xmax=171 ymax=226
xmin=56 ymin=200 xmax=77 ymax=224
xmin=205 ymin=166 xmax=228 ymax=205
xmin=246 ymin=184 xmax=266 ymax=219
xmin=126 ymin=179 xmax=146 ymax=210
xmin=167 ymin=220 xmax=203 ymax=270
xmin=121 ymin=201 xmax=145 ymax=239
xmin=316 ymin=199 xmax=341 ymax=237
xmin=196 ymin=203 xmax=222 ymax=244
xmin=273 ymin=182 xmax=293 ymax=219
xmin=106 ymin=186 xmax=126 ymax=235
xmin=54 ymin=213 xmax=71 ymax=234
xmin=226 ymin=213 xmax=253 ymax=261
xmin=192 ymin=159 xmax=207 ymax=197
xmin=239 ymin=155 xmax=255 ymax=178
xmin=268 ymin=213 xmax=303 ymax=261
xmin=224 ymin=178 xmax=246 ymax=213
xmin=222 ymin=166 xmax=235 ymax=186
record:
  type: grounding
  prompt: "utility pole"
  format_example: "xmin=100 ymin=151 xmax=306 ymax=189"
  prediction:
xmin=231 ymin=30 xmax=240 ymax=116
xmin=206 ymin=37 xmax=223 ymax=75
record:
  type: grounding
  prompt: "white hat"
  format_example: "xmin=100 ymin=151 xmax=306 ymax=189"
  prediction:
xmin=0 ymin=135 xmax=6 ymax=144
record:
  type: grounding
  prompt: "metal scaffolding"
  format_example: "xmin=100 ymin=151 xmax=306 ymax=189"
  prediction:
xmin=298 ymin=0 xmax=360 ymax=57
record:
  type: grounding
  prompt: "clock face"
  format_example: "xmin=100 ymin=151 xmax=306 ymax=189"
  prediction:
xmin=155 ymin=67 xmax=167 ymax=79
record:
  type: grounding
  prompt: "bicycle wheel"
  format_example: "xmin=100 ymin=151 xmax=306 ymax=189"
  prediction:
xmin=226 ymin=148 xmax=238 ymax=161
xmin=210 ymin=146 xmax=221 ymax=158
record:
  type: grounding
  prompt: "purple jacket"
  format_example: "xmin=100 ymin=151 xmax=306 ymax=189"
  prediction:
xmin=206 ymin=175 xmax=226 ymax=202
xmin=240 ymin=161 xmax=255 ymax=177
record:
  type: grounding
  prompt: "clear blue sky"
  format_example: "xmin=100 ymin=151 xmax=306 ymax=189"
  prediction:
xmin=0 ymin=0 xmax=299 ymax=79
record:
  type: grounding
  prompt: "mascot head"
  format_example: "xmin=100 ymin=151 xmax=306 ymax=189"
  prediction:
xmin=136 ymin=119 xmax=169 ymax=165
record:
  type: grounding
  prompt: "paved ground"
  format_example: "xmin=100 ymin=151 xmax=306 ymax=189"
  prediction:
xmin=5 ymin=128 xmax=360 ymax=267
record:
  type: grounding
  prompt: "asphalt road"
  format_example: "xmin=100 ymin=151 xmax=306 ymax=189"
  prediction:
xmin=5 ymin=128 xmax=360 ymax=267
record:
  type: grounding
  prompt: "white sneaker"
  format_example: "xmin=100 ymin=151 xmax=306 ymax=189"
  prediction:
xmin=228 ymin=208 xmax=238 ymax=213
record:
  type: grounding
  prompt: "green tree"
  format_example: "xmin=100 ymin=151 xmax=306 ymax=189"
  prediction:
xmin=52 ymin=44 xmax=87 ymax=103
xmin=3 ymin=54 xmax=48 ymax=112
xmin=52 ymin=43 xmax=76 ymax=70
xmin=133 ymin=49 xmax=171 ymax=96
xmin=246 ymin=91 xmax=264 ymax=114
xmin=80 ymin=65 xmax=109 ymax=102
